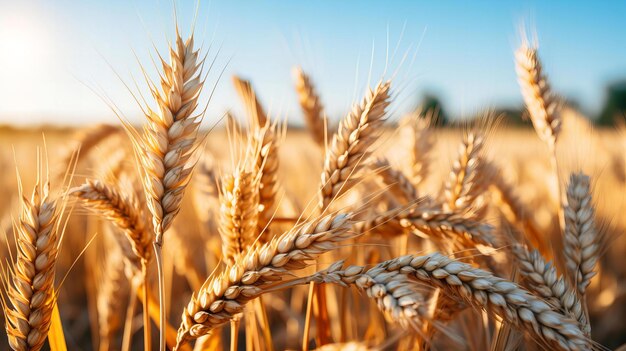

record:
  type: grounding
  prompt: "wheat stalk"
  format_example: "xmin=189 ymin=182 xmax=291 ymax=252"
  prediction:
xmin=3 ymin=177 xmax=61 ymax=351
xmin=563 ymin=173 xmax=599 ymax=297
xmin=97 ymin=247 xmax=129 ymax=351
xmin=174 ymin=212 xmax=355 ymax=348
xmin=293 ymin=67 xmax=327 ymax=147
xmin=314 ymin=253 xmax=591 ymax=351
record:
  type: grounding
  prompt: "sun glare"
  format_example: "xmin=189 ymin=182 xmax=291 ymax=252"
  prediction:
xmin=0 ymin=7 xmax=54 ymax=115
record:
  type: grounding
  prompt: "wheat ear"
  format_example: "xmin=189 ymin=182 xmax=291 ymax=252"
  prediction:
xmin=358 ymin=202 xmax=495 ymax=247
xmin=372 ymin=158 xmax=419 ymax=203
xmin=515 ymin=40 xmax=561 ymax=146
xmin=320 ymin=80 xmax=392 ymax=209
xmin=71 ymin=179 xmax=152 ymax=263
xmin=315 ymin=253 xmax=590 ymax=351
xmin=401 ymin=110 xmax=435 ymax=187
xmin=513 ymin=245 xmax=589 ymax=335
xmin=250 ymin=121 xmax=280 ymax=242
xmin=129 ymin=28 xmax=206 ymax=351
xmin=563 ymin=173 xmax=599 ymax=297
xmin=174 ymin=212 xmax=355 ymax=348
xmin=232 ymin=75 xmax=267 ymax=127
xmin=443 ymin=130 xmax=488 ymax=213
xmin=218 ymin=167 xmax=261 ymax=264
xmin=3 ymin=178 xmax=61 ymax=351
xmin=134 ymin=29 xmax=205 ymax=244
xmin=293 ymin=67 xmax=327 ymax=147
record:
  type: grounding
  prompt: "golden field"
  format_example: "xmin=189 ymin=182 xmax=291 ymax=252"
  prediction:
xmin=1 ymin=106 xmax=625 ymax=350
xmin=0 ymin=20 xmax=625 ymax=351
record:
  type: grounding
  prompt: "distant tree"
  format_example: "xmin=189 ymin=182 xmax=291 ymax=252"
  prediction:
xmin=417 ymin=92 xmax=449 ymax=126
xmin=598 ymin=80 xmax=626 ymax=126
xmin=494 ymin=107 xmax=526 ymax=126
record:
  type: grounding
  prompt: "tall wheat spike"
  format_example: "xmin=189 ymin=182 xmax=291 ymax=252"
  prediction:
xmin=132 ymin=28 xmax=206 ymax=245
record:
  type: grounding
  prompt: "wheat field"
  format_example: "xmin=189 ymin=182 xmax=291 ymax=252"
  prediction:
xmin=1 ymin=18 xmax=626 ymax=351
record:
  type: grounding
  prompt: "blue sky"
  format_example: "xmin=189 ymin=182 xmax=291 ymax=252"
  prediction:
xmin=0 ymin=0 xmax=625 ymax=126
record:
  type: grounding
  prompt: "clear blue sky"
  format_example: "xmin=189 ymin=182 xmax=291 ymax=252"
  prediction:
xmin=0 ymin=0 xmax=625 ymax=126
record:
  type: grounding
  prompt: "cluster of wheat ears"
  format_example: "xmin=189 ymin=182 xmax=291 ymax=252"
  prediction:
xmin=0 ymin=20 xmax=617 ymax=351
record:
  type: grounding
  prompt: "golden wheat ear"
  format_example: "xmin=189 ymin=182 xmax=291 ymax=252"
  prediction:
xmin=313 ymin=253 xmax=591 ymax=351
xmin=174 ymin=212 xmax=356 ymax=349
xmin=515 ymin=38 xmax=561 ymax=146
xmin=3 ymin=164 xmax=63 ymax=351
xmin=319 ymin=80 xmax=392 ymax=210
xmin=293 ymin=67 xmax=328 ymax=147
